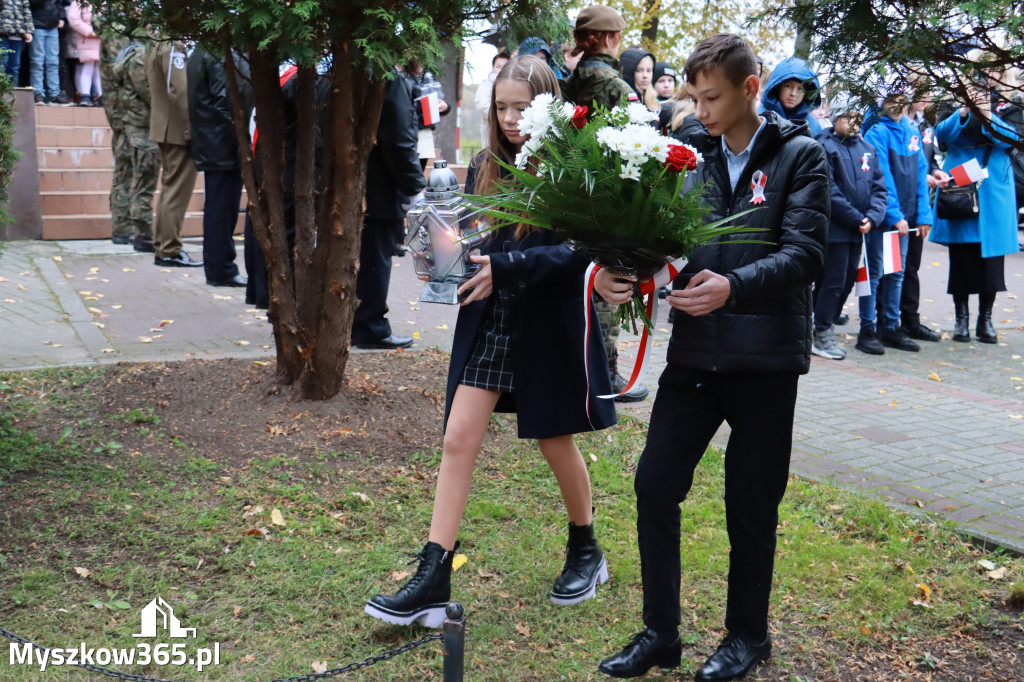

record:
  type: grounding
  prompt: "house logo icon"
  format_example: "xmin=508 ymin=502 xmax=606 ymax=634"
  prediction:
xmin=132 ymin=597 xmax=196 ymax=638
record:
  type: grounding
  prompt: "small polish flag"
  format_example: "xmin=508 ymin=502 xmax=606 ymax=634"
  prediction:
xmin=855 ymin=240 xmax=871 ymax=296
xmin=882 ymin=231 xmax=903 ymax=275
xmin=949 ymin=158 xmax=989 ymax=187
xmin=419 ymin=92 xmax=440 ymax=127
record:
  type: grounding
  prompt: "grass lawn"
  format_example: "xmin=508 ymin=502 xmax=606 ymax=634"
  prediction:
xmin=1 ymin=361 xmax=1022 ymax=681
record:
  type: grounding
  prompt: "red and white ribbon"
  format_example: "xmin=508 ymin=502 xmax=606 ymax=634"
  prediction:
xmin=750 ymin=170 xmax=767 ymax=205
xmin=908 ymin=135 xmax=920 ymax=152
xmin=582 ymin=258 xmax=686 ymax=421
xmin=861 ymin=152 xmax=871 ymax=173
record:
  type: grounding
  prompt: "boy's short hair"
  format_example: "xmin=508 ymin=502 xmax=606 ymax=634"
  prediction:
xmin=684 ymin=33 xmax=758 ymax=86
xmin=493 ymin=50 xmax=511 ymax=67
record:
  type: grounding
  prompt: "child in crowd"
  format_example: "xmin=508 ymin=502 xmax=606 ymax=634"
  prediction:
xmin=364 ymin=55 xmax=616 ymax=628
xmin=620 ymin=46 xmax=659 ymax=111
xmin=67 ymin=0 xmax=100 ymax=106
xmin=812 ymin=95 xmax=888 ymax=360
xmin=652 ymin=61 xmax=677 ymax=102
xmin=759 ymin=56 xmax=823 ymax=135
xmin=858 ymin=91 xmax=933 ymax=355
xmin=596 ymin=33 xmax=828 ymax=681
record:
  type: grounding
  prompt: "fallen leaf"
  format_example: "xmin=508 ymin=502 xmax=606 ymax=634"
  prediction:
xmin=111 ymin=305 xmax=122 ymax=309
xmin=928 ymin=372 xmax=941 ymax=382
xmin=102 ymin=348 xmax=115 ymax=353
xmin=879 ymin=389 xmax=887 ymax=394
xmin=242 ymin=527 xmax=270 ymax=539
xmin=391 ymin=570 xmax=411 ymax=581
xmin=889 ymin=399 xmax=898 ymax=407
xmin=233 ymin=605 xmax=242 ymax=618
xmin=351 ymin=491 xmax=371 ymax=504
xmin=159 ymin=319 xmax=173 ymax=327
xmin=917 ymin=583 xmax=931 ymax=601
xmin=16 ymin=284 xmax=25 ymax=290
xmin=243 ymin=505 xmax=264 ymax=518
xmin=437 ymin=324 xmax=448 ymax=330
xmin=122 ymin=267 xmax=135 ymax=272
xmin=1010 ymin=377 xmax=1023 ymax=382
xmin=311 ymin=661 xmax=327 ymax=674
xmin=52 ymin=256 xmax=63 ymax=262
xmin=911 ymin=599 xmax=934 ymax=609
xmin=452 ymin=554 xmax=468 ymax=572
xmin=515 ymin=623 xmax=531 ymax=638
xmin=139 ymin=337 xmax=153 ymax=343
xmin=413 ymin=332 xmax=421 ymax=339
xmin=236 ymin=340 xmax=250 ymax=346
xmin=861 ymin=625 xmax=871 ymax=635
xmin=74 ymin=567 xmax=92 ymax=579
xmin=253 ymin=360 xmax=268 ymax=366
xmin=241 ymin=654 xmax=255 ymax=663
xmin=978 ymin=559 xmax=997 ymax=571
xmin=1009 ymin=414 xmax=1024 ymax=420
xmin=987 ymin=567 xmax=1009 ymax=581
xmin=589 ymin=453 xmax=597 ymax=462
xmin=270 ymin=508 xmax=286 ymax=526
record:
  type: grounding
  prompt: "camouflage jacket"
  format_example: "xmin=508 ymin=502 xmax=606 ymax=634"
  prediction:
xmin=560 ymin=52 xmax=634 ymax=116
xmin=0 ymin=0 xmax=35 ymax=37
xmin=105 ymin=40 xmax=151 ymax=130
xmin=99 ymin=33 xmax=129 ymax=127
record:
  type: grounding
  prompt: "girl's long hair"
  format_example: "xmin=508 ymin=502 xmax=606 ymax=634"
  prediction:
xmin=476 ymin=55 xmax=561 ymax=238
xmin=668 ymin=81 xmax=696 ymax=132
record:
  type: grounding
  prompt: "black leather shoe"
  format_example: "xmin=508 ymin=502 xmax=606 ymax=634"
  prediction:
xmin=133 ymin=235 xmax=156 ymax=253
xmin=855 ymin=326 xmax=885 ymax=355
xmin=835 ymin=313 xmax=849 ymax=326
xmin=598 ymin=629 xmax=681 ymax=678
xmin=155 ymin=252 xmax=203 ymax=267
xmin=694 ymin=633 xmax=771 ymax=682
xmin=879 ymin=326 xmax=920 ymax=352
xmin=207 ymin=275 xmax=248 ymax=288
xmin=609 ymin=370 xmax=648 ymax=403
xmin=111 ymin=235 xmax=132 ymax=245
xmin=355 ymin=334 xmax=414 ymax=350
xmin=903 ymin=322 xmax=941 ymax=342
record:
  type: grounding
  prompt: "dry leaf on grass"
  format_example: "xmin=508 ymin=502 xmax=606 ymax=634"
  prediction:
xmin=74 ymin=567 xmax=92 ymax=579
xmin=311 ymin=661 xmax=328 ymax=674
xmin=271 ymin=508 xmax=286 ymax=526
xmin=452 ymin=554 xmax=468 ymax=572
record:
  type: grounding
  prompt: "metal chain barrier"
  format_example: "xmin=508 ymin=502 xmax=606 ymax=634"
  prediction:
xmin=0 ymin=602 xmax=465 ymax=682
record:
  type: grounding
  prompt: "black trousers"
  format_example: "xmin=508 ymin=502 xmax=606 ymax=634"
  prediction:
xmin=814 ymin=241 xmax=859 ymax=332
xmin=898 ymin=231 xmax=925 ymax=328
xmin=635 ymin=364 xmax=798 ymax=641
xmin=352 ymin=218 xmax=403 ymax=344
xmin=202 ymin=169 xmax=243 ymax=283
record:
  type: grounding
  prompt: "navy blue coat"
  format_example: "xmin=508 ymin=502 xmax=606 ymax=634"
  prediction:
xmin=442 ymin=156 xmax=617 ymax=439
xmin=815 ymin=131 xmax=888 ymax=244
xmin=862 ymin=115 xmax=933 ymax=228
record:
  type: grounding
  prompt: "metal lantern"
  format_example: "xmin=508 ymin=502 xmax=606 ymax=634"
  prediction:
xmin=405 ymin=159 xmax=489 ymax=305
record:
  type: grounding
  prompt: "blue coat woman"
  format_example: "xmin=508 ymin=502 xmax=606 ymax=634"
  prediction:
xmin=443 ymin=156 xmax=617 ymax=438
xmin=929 ymin=110 xmax=1020 ymax=258
xmin=929 ymin=108 xmax=1020 ymax=343
xmin=759 ymin=57 xmax=823 ymax=136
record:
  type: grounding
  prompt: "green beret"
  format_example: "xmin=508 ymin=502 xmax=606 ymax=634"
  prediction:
xmin=575 ymin=5 xmax=627 ymax=33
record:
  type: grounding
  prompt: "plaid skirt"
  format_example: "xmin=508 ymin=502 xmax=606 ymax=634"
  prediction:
xmin=461 ymin=289 xmax=515 ymax=392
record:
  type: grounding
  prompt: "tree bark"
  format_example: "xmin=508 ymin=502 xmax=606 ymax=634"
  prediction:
xmin=640 ymin=0 xmax=660 ymax=52
xmin=793 ymin=0 xmax=815 ymax=60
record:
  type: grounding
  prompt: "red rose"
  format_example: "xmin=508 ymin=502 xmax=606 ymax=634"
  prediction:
xmin=571 ymin=105 xmax=589 ymax=129
xmin=664 ymin=144 xmax=697 ymax=172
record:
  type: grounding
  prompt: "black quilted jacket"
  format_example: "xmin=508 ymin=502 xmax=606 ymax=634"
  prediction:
xmin=667 ymin=112 xmax=830 ymax=374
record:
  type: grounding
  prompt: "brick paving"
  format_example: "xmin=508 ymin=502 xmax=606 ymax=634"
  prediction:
xmin=0 ymin=237 xmax=1021 ymax=552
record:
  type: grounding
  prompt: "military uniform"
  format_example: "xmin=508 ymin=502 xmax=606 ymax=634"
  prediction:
xmin=561 ymin=50 xmax=642 ymax=396
xmin=101 ymin=34 xmax=159 ymax=248
xmin=560 ymin=52 xmax=634 ymax=118
xmin=146 ymin=40 xmax=201 ymax=265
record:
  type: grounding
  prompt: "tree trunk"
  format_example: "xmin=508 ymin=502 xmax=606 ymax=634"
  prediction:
xmin=793 ymin=0 xmax=815 ymax=61
xmin=640 ymin=0 xmax=660 ymax=52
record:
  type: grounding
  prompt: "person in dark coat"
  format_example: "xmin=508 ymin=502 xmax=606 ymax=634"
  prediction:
xmin=351 ymin=67 xmax=424 ymax=349
xmin=759 ymin=57 xmax=823 ymax=135
xmin=596 ymin=34 xmax=829 ymax=681
xmin=187 ymin=46 xmax=249 ymax=287
xmin=619 ymin=46 xmax=658 ymax=111
xmin=811 ymin=96 xmax=888 ymax=360
xmin=365 ymin=55 xmax=616 ymax=630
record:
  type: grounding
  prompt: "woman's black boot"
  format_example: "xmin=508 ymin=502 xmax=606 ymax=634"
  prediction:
xmin=365 ymin=541 xmax=458 ymax=627
xmin=550 ymin=520 xmax=608 ymax=605
xmin=976 ymin=293 xmax=997 ymax=344
xmin=953 ymin=296 xmax=970 ymax=342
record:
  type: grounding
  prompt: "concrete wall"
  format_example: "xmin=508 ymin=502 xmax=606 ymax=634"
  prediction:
xmin=2 ymin=88 xmax=43 ymax=240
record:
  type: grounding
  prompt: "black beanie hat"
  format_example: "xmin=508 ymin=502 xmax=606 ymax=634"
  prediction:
xmin=653 ymin=61 xmax=677 ymax=86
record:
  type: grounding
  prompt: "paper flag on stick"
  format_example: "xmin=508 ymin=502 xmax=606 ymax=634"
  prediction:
xmin=855 ymin=239 xmax=871 ymax=296
xmin=420 ymin=93 xmax=440 ymax=127
xmin=950 ymin=158 xmax=989 ymax=187
xmin=882 ymin=231 xmax=903 ymax=275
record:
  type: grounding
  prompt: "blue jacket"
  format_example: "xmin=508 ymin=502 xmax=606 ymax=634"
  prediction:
xmin=863 ymin=115 xmax=933 ymax=228
xmin=760 ymin=58 xmax=822 ymax=136
xmin=815 ymin=131 xmax=889 ymax=244
xmin=929 ymin=110 xmax=1020 ymax=258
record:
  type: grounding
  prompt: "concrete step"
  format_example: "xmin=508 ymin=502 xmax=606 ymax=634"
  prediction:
xmin=34 ymin=125 xmax=114 ymax=148
xmin=34 ymin=104 xmax=110 ymax=128
xmin=38 ymin=146 xmax=115 ymax=170
xmin=41 ymin=212 xmax=245 ymax=240
xmin=40 ymin=190 xmax=207 ymax=216
xmin=39 ymin=169 xmax=211 ymax=192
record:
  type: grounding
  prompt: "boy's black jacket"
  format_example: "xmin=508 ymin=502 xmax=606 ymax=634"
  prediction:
xmin=670 ymin=111 xmax=830 ymax=374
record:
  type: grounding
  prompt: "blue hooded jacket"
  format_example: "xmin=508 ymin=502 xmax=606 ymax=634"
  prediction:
xmin=862 ymin=114 xmax=933 ymax=228
xmin=760 ymin=58 xmax=822 ymax=135
xmin=815 ymin=130 xmax=889 ymax=243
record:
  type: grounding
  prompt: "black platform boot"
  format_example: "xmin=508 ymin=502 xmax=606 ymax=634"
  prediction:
xmin=953 ymin=296 xmax=970 ymax=342
xmin=976 ymin=293 xmax=997 ymax=344
xmin=550 ymin=520 xmax=608 ymax=604
xmin=364 ymin=541 xmax=458 ymax=628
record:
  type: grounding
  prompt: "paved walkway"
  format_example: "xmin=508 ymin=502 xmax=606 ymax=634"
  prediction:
xmin=1 ymin=237 xmax=1022 ymax=552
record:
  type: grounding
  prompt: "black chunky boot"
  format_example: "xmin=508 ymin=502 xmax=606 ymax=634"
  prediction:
xmin=976 ymin=293 xmax=997 ymax=344
xmin=550 ymin=520 xmax=608 ymax=604
xmin=364 ymin=541 xmax=458 ymax=627
xmin=953 ymin=297 xmax=970 ymax=342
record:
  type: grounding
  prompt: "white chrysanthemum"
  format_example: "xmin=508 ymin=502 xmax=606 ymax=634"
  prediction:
xmin=619 ymin=162 xmax=642 ymax=181
xmin=561 ymin=101 xmax=576 ymax=119
xmin=514 ymin=136 xmax=544 ymax=169
xmin=625 ymin=102 xmax=659 ymax=125
xmin=517 ymin=93 xmax=556 ymax=139
xmin=684 ymin=143 xmax=704 ymax=166
xmin=595 ymin=126 xmax=620 ymax=153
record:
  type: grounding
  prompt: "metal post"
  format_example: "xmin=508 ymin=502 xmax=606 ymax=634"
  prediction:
xmin=442 ymin=601 xmax=465 ymax=682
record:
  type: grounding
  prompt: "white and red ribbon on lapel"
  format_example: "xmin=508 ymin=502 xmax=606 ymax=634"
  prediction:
xmin=922 ymin=128 xmax=933 ymax=145
xmin=908 ymin=135 xmax=920 ymax=152
xmin=750 ymin=170 xmax=767 ymax=205
xmin=582 ymin=258 xmax=686 ymax=425
xmin=861 ymin=152 xmax=871 ymax=173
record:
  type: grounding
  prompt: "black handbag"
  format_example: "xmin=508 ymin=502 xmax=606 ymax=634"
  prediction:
xmin=936 ymin=146 xmax=992 ymax=220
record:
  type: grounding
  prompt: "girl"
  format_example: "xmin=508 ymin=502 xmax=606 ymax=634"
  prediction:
xmin=67 ymin=0 xmax=101 ymax=106
xmin=365 ymin=55 xmax=617 ymax=628
xmin=620 ymin=47 xmax=660 ymax=112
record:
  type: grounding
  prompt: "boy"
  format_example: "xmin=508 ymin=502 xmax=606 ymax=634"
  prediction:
xmin=595 ymin=33 xmax=829 ymax=681
xmin=858 ymin=91 xmax=933 ymax=354
xmin=759 ymin=56 xmax=823 ymax=135
xmin=812 ymin=96 xmax=888 ymax=360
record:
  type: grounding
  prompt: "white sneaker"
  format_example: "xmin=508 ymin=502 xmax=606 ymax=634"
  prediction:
xmin=812 ymin=327 xmax=846 ymax=360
